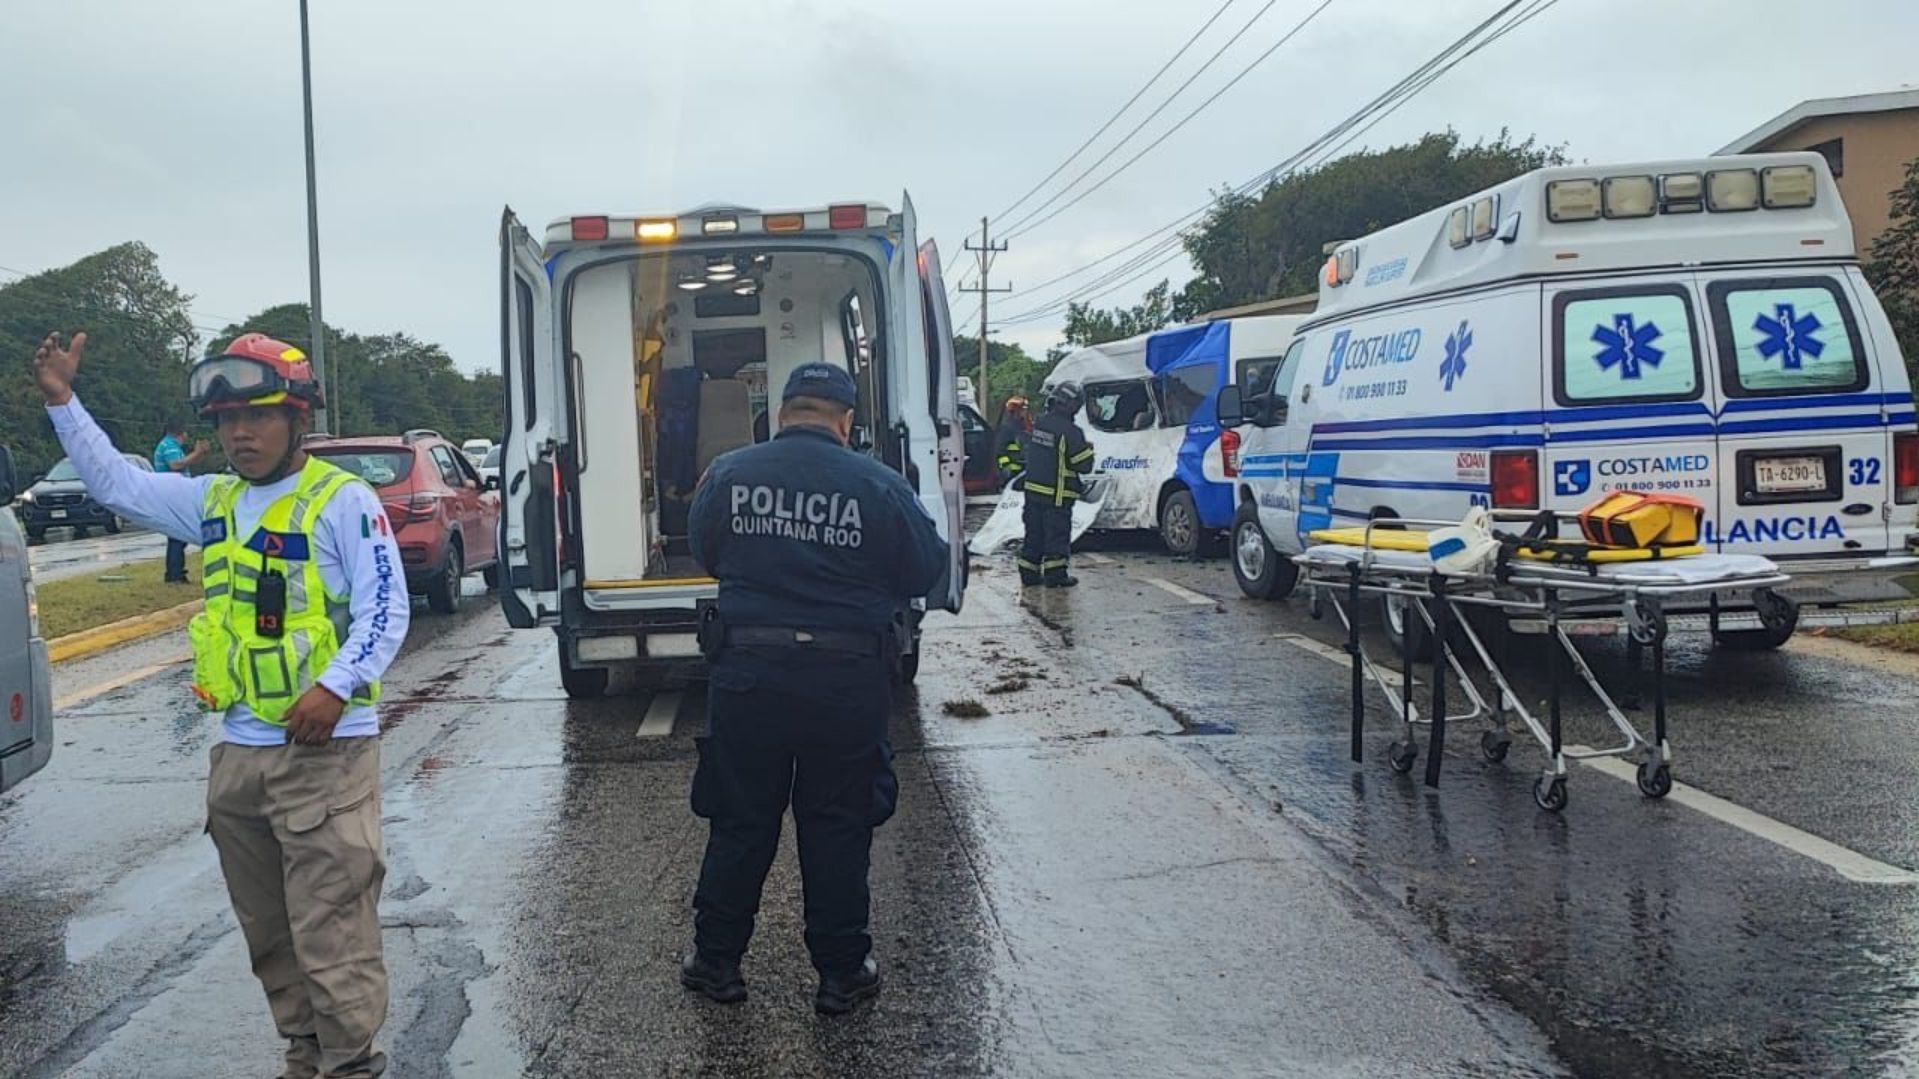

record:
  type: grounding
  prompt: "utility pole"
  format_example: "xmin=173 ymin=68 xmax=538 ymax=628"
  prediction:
xmin=960 ymin=216 xmax=1010 ymax=416
xmin=298 ymin=0 xmax=329 ymax=434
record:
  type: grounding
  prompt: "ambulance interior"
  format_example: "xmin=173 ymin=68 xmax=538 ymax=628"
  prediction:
xmin=566 ymin=249 xmax=887 ymax=585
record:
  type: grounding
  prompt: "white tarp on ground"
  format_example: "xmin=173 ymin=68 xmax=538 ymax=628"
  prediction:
xmin=967 ymin=475 xmax=1111 ymax=556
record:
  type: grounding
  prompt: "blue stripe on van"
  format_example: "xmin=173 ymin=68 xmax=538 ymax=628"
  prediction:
xmin=1719 ymin=391 xmax=1909 ymax=414
xmin=1718 ymin=413 xmax=1893 ymax=436
xmin=1549 ymin=423 xmax=1719 ymax=443
xmin=1335 ymin=477 xmax=1490 ymax=493
xmin=1313 ymin=434 xmax=1545 ymax=452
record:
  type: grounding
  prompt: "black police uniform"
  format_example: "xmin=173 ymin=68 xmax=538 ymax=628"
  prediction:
xmin=685 ymin=365 xmax=948 ymax=992
xmin=1018 ymin=407 xmax=1093 ymax=586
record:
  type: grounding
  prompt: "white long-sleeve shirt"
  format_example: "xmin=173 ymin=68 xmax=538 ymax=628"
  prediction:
xmin=48 ymin=397 xmax=410 ymax=745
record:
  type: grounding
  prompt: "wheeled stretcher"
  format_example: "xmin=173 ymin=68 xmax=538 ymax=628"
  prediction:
xmin=1294 ymin=517 xmax=1789 ymax=812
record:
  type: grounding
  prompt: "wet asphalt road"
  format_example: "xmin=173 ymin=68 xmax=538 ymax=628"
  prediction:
xmin=24 ymin=528 xmax=168 ymax=583
xmin=4 ymin=539 xmax=1919 ymax=1075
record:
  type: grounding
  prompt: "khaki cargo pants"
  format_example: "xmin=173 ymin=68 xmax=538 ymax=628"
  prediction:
xmin=208 ymin=737 xmax=388 ymax=1079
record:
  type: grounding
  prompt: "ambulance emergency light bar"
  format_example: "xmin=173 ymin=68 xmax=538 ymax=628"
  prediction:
xmin=556 ymin=204 xmax=894 ymax=245
xmin=1544 ymin=165 xmax=1817 ymax=223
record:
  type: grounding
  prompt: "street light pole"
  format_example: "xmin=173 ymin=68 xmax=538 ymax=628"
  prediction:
xmin=298 ymin=0 xmax=329 ymax=434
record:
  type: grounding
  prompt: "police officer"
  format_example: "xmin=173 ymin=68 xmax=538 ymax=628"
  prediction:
xmin=1018 ymin=381 xmax=1095 ymax=588
xmin=32 ymin=331 xmax=409 ymax=1079
xmin=681 ymin=361 xmax=947 ymax=1015
xmin=993 ymin=394 xmax=1030 ymax=486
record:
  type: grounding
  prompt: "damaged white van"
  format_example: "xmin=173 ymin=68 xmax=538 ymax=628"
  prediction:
xmin=497 ymin=199 xmax=967 ymax=696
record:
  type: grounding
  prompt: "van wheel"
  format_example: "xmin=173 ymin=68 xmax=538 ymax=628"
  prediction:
xmin=427 ymin=544 xmax=463 ymax=615
xmin=1160 ymin=489 xmax=1204 ymax=557
xmin=1381 ymin=593 xmax=1436 ymax=660
xmin=559 ymin=639 xmax=609 ymax=699
xmin=1232 ymin=502 xmax=1296 ymax=600
xmin=105 ymin=516 xmax=123 ymax=535
xmin=1713 ymin=593 xmax=1799 ymax=651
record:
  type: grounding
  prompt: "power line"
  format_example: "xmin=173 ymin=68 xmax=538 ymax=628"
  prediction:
xmin=994 ymin=0 xmax=1288 ymax=240
xmin=991 ymin=0 xmax=1241 ymax=226
xmin=994 ymin=0 xmax=1551 ymax=327
xmin=1001 ymin=0 xmax=1340 ymax=243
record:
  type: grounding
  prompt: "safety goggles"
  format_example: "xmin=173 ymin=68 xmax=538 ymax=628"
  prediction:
xmin=188 ymin=356 xmax=294 ymax=409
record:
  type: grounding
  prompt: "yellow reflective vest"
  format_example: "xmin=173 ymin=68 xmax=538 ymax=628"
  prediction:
xmin=187 ymin=457 xmax=379 ymax=724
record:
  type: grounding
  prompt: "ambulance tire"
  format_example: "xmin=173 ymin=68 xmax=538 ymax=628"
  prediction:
xmin=558 ymin=639 xmax=609 ymax=700
xmin=1232 ymin=502 xmax=1296 ymax=600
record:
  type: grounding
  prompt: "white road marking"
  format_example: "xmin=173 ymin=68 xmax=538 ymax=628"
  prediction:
xmin=637 ymin=690 xmax=682 ymax=739
xmin=1273 ymin=633 xmax=1918 ymax=885
xmin=1144 ymin=577 xmax=1213 ymax=605
xmin=56 ymin=653 xmax=192 ymax=712
xmin=1077 ymin=553 xmax=1115 ymax=567
xmin=1569 ymin=749 xmax=1919 ymax=885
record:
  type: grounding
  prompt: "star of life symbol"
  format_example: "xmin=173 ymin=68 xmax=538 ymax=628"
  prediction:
xmin=1440 ymin=320 xmax=1471 ymax=392
xmin=1592 ymin=313 xmax=1664 ymax=380
xmin=1753 ymin=303 xmax=1824 ymax=370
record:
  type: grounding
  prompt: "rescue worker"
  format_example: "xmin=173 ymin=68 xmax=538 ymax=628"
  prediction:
xmin=681 ymin=361 xmax=947 ymax=1015
xmin=31 ymin=330 xmax=409 ymax=1079
xmin=993 ymin=394 xmax=1031 ymax=485
xmin=1018 ymin=381 xmax=1094 ymax=587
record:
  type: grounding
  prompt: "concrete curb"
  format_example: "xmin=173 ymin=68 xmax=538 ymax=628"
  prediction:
xmin=48 ymin=600 xmax=203 ymax=664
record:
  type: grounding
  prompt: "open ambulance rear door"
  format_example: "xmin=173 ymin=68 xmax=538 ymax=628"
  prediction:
xmin=890 ymin=194 xmax=967 ymax=612
xmin=498 ymin=207 xmax=563 ymax=628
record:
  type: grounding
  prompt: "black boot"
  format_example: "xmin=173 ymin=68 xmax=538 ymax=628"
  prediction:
xmin=815 ymin=957 xmax=883 ymax=1015
xmin=1044 ymin=574 xmax=1079 ymax=588
xmin=679 ymin=951 xmax=747 ymax=1004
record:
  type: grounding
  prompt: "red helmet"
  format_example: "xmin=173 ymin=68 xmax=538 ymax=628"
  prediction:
xmin=189 ymin=333 xmax=325 ymax=417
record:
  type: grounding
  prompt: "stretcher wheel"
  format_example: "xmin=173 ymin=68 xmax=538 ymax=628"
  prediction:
xmin=1626 ymin=601 xmax=1666 ymax=646
xmin=1533 ymin=776 xmax=1568 ymax=812
xmin=1387 ymin=741 xmax=1418 ymax=774
xmin=1308 ymin=589 xmax=1325 ymax=621
xmin=1479 ymin=730 xmax=1511 ymax=763
xmin=1635 ymin=761 xmax=1673 ymax=799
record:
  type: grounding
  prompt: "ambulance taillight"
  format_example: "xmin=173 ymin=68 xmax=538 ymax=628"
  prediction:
xmin=1491 ymin=451 xmax=1539 ymax=510
xmin=1895 ymin=433 xmax=1918 ymax=504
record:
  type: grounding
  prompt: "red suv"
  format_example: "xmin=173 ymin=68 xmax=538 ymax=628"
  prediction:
xmin=307 ymin=430 xmax=501 ymax=614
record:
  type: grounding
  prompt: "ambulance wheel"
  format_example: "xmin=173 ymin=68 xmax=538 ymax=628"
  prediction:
xmin=1381 ymin=594 xmax=1436 ymax=661
xmin=1232 ymin=503 xmax=1296 ymax=600
xmin=558 ymin=640 xmax=609 ymax=700
xmin=1636 ymin=761 xmax=1673 ymax=799
xmin=1712 ymin=593 xmax=1799 ymax=651
xmin=1159 ymin=489 xmax=1206 ymax=558
xmin=426 ymin=543 xmax=463 ymax=615
xmin=1533 ymin=776 xmax=1568 ymax=813
xmin=1387 ymin=740 xmax=1418 ymax=774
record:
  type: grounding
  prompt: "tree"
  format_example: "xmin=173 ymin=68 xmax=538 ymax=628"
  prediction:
xmin=954 ymin=335 xmax=1052 ymax=422
xmin=1059 ymin=279 xmax=1176 ymax=349
xmin=1175 ymin=130 xmax=1567 ymax=315
xmin=1866 ymin=153 xmax=1919 ymax=372
xmin=0 ymin=243 xmax=199 ymax=478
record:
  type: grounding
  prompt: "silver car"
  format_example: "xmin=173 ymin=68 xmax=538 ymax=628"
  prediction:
xmin=0 ymin=444 xmax=53 ymax=793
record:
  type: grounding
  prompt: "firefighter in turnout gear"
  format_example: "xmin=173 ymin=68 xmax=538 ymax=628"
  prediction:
xmin=1019 ymin=381 xmax=1094 ymax=587
xmin=31 ymin=330 xmax=409 ymax=1079
xmin=993 ymin=395 xmax=1031 ymax=485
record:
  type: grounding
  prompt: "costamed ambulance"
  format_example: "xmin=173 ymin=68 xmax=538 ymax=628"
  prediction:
xmin=1220 ymin=153 xmax=1918 ymax=649
xmin=497 ymin=199 xmax=967 ymax=695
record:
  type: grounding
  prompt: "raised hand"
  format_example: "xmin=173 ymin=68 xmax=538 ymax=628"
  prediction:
xmin=31 ymin=330 xmax=86 ymax=406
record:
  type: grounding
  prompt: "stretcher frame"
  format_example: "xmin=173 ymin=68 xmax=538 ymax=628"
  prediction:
xmin=1295 ymin=515 xmax=1791 ymax=812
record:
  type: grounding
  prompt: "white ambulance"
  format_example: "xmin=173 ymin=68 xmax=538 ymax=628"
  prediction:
xmin=496 ymin=198 xmax=967 ymax=696
xmin=1221 ymin=153 xmax=1918 ymax=649
xmin=0 ymin=444 xmax=52 ymax=794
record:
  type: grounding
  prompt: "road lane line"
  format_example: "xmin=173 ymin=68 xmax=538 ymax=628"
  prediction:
xmin=1273 ymin=633 xmax=1918 ymax=885
xmin=1077 ymin=553 xmax=1115 ymax=567
xmin=1145 ymin=577 xmax=1213 ymax=605
xmin=637 ymin=690 xmax=681 ymax=739
xmin=56 ymin=653 xmax=192 ymax=712
xmin=1568 ymin=750 xmax=1919 ymax=885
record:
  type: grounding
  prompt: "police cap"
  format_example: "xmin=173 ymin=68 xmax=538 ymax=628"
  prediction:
xmin=782 ymin=362 xmax=859 ymax=408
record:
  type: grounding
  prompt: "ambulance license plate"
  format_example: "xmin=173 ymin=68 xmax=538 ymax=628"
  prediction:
xmin=1754 ymin=456 xmax=1827 ymax=494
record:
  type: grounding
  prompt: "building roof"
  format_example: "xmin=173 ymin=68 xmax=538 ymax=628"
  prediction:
xmin=1717 ymin=88 xmax=1919 ymax=156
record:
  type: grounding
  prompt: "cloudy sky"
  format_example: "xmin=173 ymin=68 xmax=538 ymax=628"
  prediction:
xmin=3 ymin=0 xmax=1915 ymax=374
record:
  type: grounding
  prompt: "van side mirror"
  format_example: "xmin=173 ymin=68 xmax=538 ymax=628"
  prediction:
xmin=1216 ymin=385 xmax=1245 ymax=428
xmin=0 ymin=445 xmax=14 ymax=504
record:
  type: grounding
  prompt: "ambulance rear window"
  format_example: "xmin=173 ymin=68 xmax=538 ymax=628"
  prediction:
xmin=1708 ymin=278 xmax=1867 ymax=397
xmin=1553 ymin=286 xmax=1702 ymax=406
